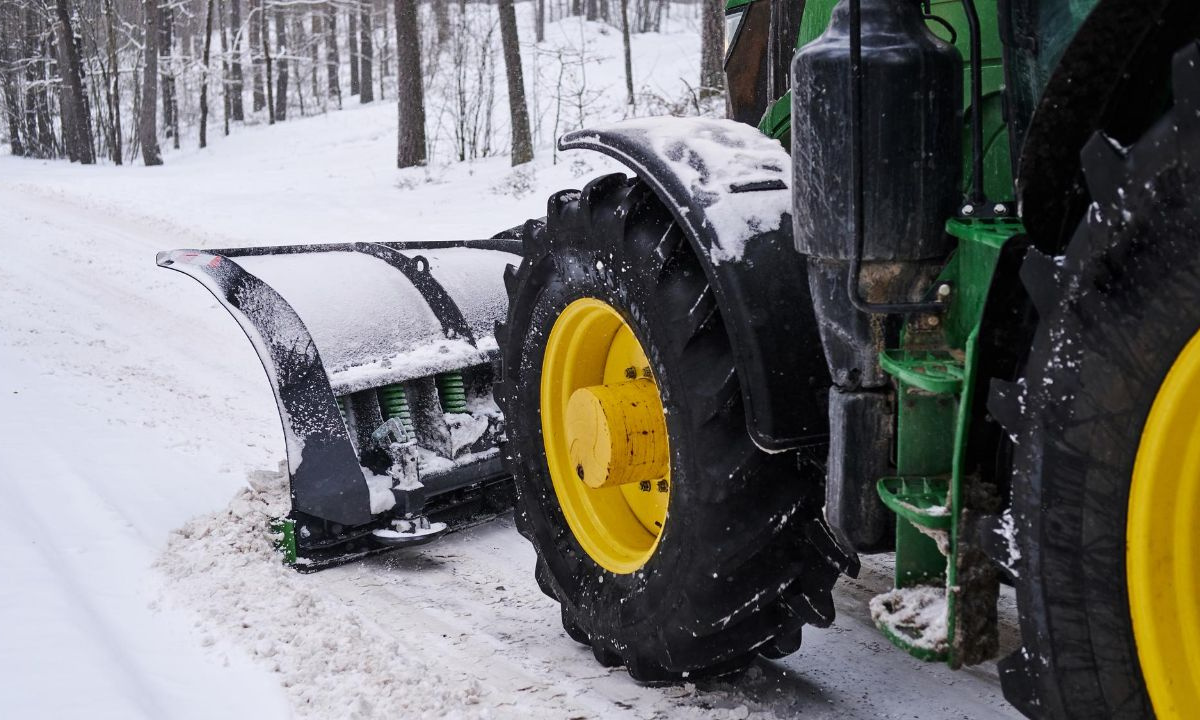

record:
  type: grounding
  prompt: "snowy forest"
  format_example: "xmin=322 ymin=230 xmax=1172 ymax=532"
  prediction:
xmin=0 ymin=0 xmax=726 ymax=167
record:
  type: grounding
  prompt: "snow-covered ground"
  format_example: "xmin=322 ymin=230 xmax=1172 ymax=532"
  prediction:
xmin=1 ymin=11 xmax=1021 ymax=720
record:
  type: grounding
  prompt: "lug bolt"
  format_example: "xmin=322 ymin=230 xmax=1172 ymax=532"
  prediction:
xmin=936 ymin=283 xmax=952 ymax=299
xmin=961 ymin=204 xmax=975 ymax=216
xmin=993 ymin=203 xmax=1008 ymax=215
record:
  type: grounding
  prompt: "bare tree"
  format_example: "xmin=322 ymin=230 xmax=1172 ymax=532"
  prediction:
xmin=324 ymin=1 xmax=340 ymax=106
xmin=100 ymin=0 xmax=122 ymax=162
xmin=23 ymin=7 xmax=56 ymax=158
xmin=274 ymin=6 xmax=287 ymax=119
xmin=53 ymin=0 xmax=94 ymax=163
xmin=699 ymin=0 xmax=723 ymax=98
xmin=229 ymin=0 xmax=245 ymax=120
xmin=309 ymin=10 xmax=321 ymax=103
xmin=621 ymin=0 xmax=633 ymax=109
xmin=220 ymin=0 xmax=231 ymax=134
xmin=432 ymin=0 xmax=449 ymax=47
xmin=359 ymin=2 xmax=372 ymax=103
xmin=262 ymin=1 xmax=274 ymax=123
xmin=139 ymin=0 xmax=163 ymax=164
xmin=393 ymin=0 xmax=424 ymax=167
xmin=200 ymin=0 xmax=215 ymax=147
xmin=161 ymin=1 xmax=178 ymax=149
xmin=250 ymin=0 xmax=264 ymax=110
xmin=497 ymin=0 xmax=530 ymax=165
xmin=348 ymin=1 xmax=358 ymax=95
xmin=0 ymin=3 xmax=24 ymax=157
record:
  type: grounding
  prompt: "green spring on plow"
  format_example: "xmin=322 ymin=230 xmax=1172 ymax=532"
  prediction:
xmin=436 ymin=372 xmax=468 ymax=413
xmin=378 ymin=384 xmax=415 ymax=434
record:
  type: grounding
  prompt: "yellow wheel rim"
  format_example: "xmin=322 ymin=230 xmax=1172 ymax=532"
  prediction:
xmin=1130 ymin=329 xmax=1200 ymax=719
xmin=541 ymin=298 xmax=670 ymax=574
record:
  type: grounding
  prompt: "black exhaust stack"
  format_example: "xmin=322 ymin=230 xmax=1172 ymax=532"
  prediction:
xmin=791 ymin=0 xmax=962 ymax=552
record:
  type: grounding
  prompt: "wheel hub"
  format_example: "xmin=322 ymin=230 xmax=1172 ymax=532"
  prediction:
xmin=540 ymin=298 xmax=670 ymax=574
xmin=566 ymin=379 xmax=669 ymax=489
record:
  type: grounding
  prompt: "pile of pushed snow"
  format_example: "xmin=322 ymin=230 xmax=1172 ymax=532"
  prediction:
xmin=155 ymin=469 xmax=485 ymax=719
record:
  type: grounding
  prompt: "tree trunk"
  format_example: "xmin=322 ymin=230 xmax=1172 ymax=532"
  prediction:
xmin=324 ymin=2 xmax=340 ymax=107
xmin=53 ymin=0 xmax=95 ymax=163
xmin=250 ymin=0 xmax=264 ymax=111
xmin=699 ymin=0 xmax=724 ymax=99
xmin=358 ymin=4 xmax=373 ymax=103
xmin=220 ymin=0 xmax=231 ymax=134
xmin=585 ymin=0 xmax=598 ymax=21
xmin=348 ymin=4 xmax=358 ymax=95
xmin=1 ymin=3 xmax=25 ymax=156
xmin=160 ymin=2 xmax=178 ymax=149
xmin=292 ymin=15 xmax=306 ymax=115
xmin=274 ymin=8 xmax=287 ymax=119
xmin=310 ymin=11 xmax=321 ymax=103
xmin=140 ymin=0 xmax=163 ymax=164
xmin=433 ymin=0 xmax=449 ymax=47
xmin=100 ymin=0 xmax=122 ymax=162
xmin=621 ymin=0 xmax=633 ymax=108
xmin=200 ymin=0 xmax=215 ymax=148
xmin=230 ymin=0 xmax=245 ymax=120
xmin=497 ymin=0 xmax=531 ymax=165
xmin=263 ymin=1 xmax=274 ymax=123
xmin=24 ymin=8 xmax=53 ymax=157
xmin=535 ymin=0 xmax=544 ymax=42
xmin=393 ymin=0 xmax=424 ymax=167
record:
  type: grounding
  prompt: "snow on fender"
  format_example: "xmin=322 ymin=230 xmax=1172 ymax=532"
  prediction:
xmin=558 ymin=117 xmax=830 ymax=453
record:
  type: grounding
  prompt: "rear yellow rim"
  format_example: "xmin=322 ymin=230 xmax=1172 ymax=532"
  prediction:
xmin=1129 ymin=329 xmax=1200 ymax=719
xmin=541 ymin=298 xmax=670 ymax=574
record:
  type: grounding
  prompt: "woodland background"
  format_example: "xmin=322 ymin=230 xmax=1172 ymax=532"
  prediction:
xmin=0 ymin=0 xmax=726 ymax=167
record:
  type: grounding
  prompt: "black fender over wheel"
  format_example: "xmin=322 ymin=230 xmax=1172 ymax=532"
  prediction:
xmin=991 ymin=41 xmax=1200 ymax=720
xmin=496 ymin=173 xmax=854 ymax=681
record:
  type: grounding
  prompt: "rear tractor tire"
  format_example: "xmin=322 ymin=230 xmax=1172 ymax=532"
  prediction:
xmin=995 ymin=41 xmax=1200 ymax=720
xmin=497 ymin=173 xmax=843 ymax=681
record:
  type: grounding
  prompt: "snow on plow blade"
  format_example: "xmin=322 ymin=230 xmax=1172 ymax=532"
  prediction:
xmin=157 ymin=239 xmax=521 ymax=569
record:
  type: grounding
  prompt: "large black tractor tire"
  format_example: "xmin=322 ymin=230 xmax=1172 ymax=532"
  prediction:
xmin=496 ymin=173 xmax=846 ymax=681
xmin=994 ymin=42 xmax=1200 ymax=719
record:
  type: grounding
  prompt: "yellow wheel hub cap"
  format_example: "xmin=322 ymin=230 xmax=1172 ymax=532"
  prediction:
xmin=1130 ymin=329 xmax=1200 ymax=719
xmin=541 ymin=298 xmax=670 ymax=574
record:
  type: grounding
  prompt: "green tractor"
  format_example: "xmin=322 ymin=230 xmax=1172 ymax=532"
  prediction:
xmin=161 ymin=0 xmax=1198 ymax=716
xmin=493 ymin=0 xmax=1200 ymax=717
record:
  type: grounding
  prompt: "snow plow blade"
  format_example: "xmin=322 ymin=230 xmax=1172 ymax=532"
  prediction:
xmin=157 ymin=240 xmax=521 ymax=570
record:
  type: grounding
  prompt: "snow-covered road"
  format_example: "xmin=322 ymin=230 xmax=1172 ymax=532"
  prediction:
xmin=1 ymin=100 xmax=1020 ymax=719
